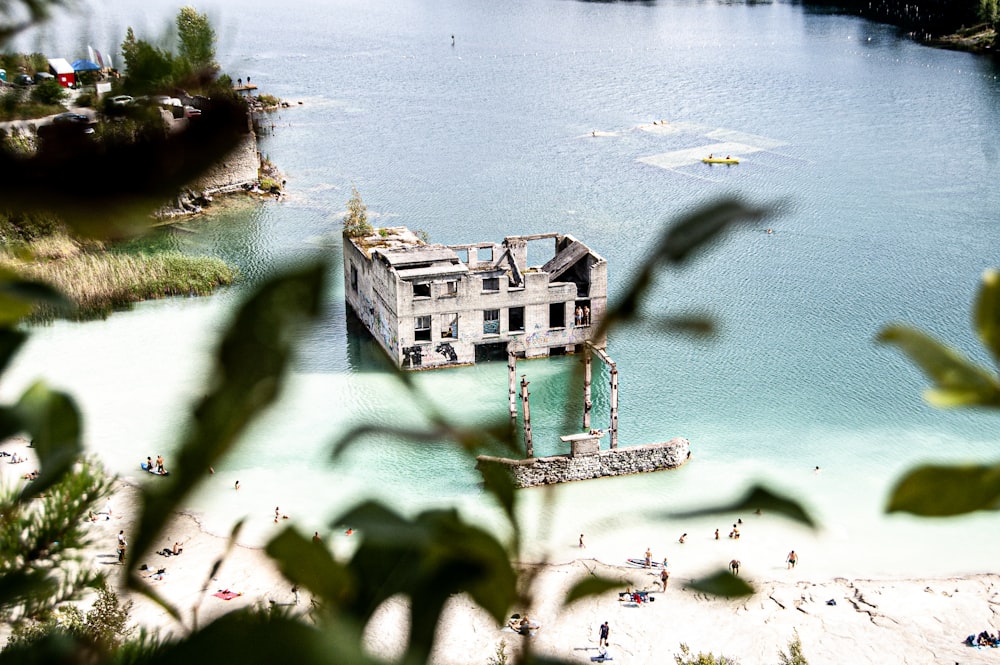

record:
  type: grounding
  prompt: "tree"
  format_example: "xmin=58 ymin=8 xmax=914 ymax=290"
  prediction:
xmin=342 ymin=185 xmax=373 ymax=238
xmin=120 ymin=27 xmax=139 ymax=76
xmin=176 ymin=6 xmax=217 ymax=73
xmin=120 ymin=36 xmax=175 ymax=94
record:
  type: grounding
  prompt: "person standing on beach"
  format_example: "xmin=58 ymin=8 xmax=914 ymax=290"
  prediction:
xmin=730 ymin=559 xmax=740 ymax=576
xmin=598 ymin=621 xmax=610 ymax=648
xmin=787 ymin=550 xmax=798 ymax=569
xmin=116 ymin=531 xmax=127 ymax=564
xmin=660 ymin=567 xmax=670 ymax=591
xmin=275 ymin=506 xmax=280 ymax=523
xmin=579 ymin=533 xmax=585 ymax=548
xmin=644 ymin=547 xmax=652 ymax=568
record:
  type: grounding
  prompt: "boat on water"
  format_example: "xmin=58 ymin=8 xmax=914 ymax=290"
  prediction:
xmin=702 ymin=157 xmax=739 ymax=164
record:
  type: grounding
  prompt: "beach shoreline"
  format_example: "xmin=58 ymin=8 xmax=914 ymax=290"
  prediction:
xmin=3 ymin=436 xmax=998 ymax=664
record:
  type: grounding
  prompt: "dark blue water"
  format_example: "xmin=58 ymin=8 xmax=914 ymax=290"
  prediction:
xmin=10 ymin=0 xmax=1000 ymax=575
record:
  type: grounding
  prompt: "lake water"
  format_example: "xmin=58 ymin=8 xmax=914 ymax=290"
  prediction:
xmin=9 ymin=0 xmax=1000 ymax=578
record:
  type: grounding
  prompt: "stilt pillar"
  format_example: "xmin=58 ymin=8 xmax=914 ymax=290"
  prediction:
xmin=520 ymin=375 xmax=533 ymax=458
xmin=508 ymin=352 xmax=518 ymax=423
xmin=609 ymin=363 xmax=619 ymax=448
xmin=583 ymin=347 xmax=593 ymax=430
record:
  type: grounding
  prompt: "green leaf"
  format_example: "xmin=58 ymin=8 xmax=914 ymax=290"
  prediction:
xmin=564 ymin=575 xmax=622 ymax=605
xmin=265 ymin=528 xmax=353 ymax=606
xmin=128 ymin=263 xmax=325 ymax=590
xmin=336 ymin=501 xmax=517 ymax=662
xmin=667 ymin=484 xmax=817 ymax=529
xmin=0 ymin=273 xmax=72 ymax=325
xmin=331 ymin=417 xmax=520 ymax=527
xmin=136 ymin=610 xmax=383 ymax=665
xmin=659 ymin=199 xmax=770 ymax=264
xmin=974 ymin=269 xmax=1000 ymax=370
xmin=887 ymin=463 xmax=1000 ymax=516
xmin=0 ymin=328 xmax=27 ymax=376
xmin=877 ymin=325 xmax=1000 ymax=407
xmin=686 ymin=570 xmax=754 ymax=598
xmin=14 ymin=382 xmax=82 ymax=501
xmin=592 ymin=198 xmax=769 ymax=343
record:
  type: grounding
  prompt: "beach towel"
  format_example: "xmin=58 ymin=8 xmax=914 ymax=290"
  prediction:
xmin=213 ymin=590 xmax=242 ymax=600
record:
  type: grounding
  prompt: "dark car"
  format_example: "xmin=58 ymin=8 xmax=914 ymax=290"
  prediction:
xmin=51 ymin=112 xmax=95 ymax=134
xmin=14 ymin=74 xmax=33 ymax=86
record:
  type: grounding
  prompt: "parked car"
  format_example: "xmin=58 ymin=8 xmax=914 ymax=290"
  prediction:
xmin=51 ymin=112 xmax=95 ymax=134
xmin=14 ymin=74 xmax=33 ymax=86
xmin=183 ymin=105 xmax=202 ymax=118
xmin=110 ymin=95 xmax=134 ymax=106
xmin=34 ymin=72 xmax=54 ymax=83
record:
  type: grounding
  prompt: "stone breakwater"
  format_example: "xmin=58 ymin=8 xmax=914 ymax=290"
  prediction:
xmin=191 ymin=132 xmax=261 ymax=195
xmin=476 ymin=437 xmax=690 ymax=488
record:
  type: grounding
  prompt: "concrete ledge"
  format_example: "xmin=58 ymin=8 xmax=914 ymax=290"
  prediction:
xmin=476 ymin=437 xmax=690 ymax=488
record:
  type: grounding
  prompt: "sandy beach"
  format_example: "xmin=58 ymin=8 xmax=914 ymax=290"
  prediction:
xmin=3 ymin=435 xmax=999 ymax=664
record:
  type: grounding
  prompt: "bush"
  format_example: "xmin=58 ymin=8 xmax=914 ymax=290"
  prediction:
xmin=778 ymin=631 xmax=809 ymax=665
xmin=30 ymin=79 xmax=66 ymax=106
xmin=674 ymin=643 xmax=741 ymax=665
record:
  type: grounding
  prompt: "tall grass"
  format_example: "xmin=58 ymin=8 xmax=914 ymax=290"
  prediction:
xmin=0 ymin=242 xmax=237 ymax=321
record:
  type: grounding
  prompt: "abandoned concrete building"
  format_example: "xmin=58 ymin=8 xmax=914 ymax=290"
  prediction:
xmin=343 ymin=227 xmax=608 ymax=369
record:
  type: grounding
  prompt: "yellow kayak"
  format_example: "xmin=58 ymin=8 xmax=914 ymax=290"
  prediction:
xmin=702 ymin=157 xmax=739 ymax=164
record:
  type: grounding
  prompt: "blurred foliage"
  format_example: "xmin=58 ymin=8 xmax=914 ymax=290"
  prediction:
xmin=879 ymin=269 xmax=1000 ymax=516
xmin=667 ymin=484 xmax=817 ymax=531
xmin=0 ymin=53 xmax=46 ymax=76
xmin=0 ymin=2 xmax=993 ymax=665
xmin=5 ymin=581 xmax=132 ymax=657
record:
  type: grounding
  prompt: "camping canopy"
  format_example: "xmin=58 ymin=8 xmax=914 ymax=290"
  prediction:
xmin=71 ymin=59 xmax=100 ymax=72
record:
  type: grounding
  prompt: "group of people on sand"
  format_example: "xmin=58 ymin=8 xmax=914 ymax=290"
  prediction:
xmin=967 ymin=630 xmax=1000 ymax=647
xmin=507 ymin=614 xmax=540 ymax=636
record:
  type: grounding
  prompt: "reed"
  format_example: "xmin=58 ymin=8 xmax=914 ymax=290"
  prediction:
xmin=0 ymin=247 xmax=236 ymax=322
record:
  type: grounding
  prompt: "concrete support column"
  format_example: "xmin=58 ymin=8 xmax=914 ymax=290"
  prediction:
xmin=583 ymin=348 xmax=593 ymax=430
xmin=609 ymin=363 xmax=619 ymax=449
xmin=508 ymin=352 xmax=518 ymax=423
xmin=520 ymin=375 xmax=533 ymax=458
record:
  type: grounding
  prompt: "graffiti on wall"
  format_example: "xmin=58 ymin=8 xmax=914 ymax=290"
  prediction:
xmin=402 ymin=345 xmax=424 ymax=367
xmin=435 ymin=342 xmax=458 ymax=362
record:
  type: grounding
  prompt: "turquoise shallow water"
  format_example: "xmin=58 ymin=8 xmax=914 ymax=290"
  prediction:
xmin=8 ymin=0 xmax=1000 ymax=576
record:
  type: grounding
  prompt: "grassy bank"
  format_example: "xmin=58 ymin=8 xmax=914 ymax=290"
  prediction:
xmin=0 ymin=235 xmax=236 ymax=321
